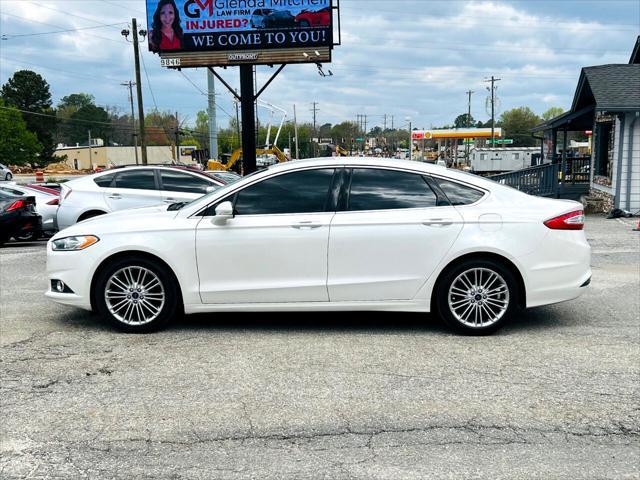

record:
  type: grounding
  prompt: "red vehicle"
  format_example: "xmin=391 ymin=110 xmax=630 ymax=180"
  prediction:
xmin=294 ymin=7 xmax=331 ymax=28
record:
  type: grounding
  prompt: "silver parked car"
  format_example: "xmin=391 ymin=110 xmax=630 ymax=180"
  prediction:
xmin=0 ymin=163 xmax=13 ymax=181
xmin=56 ymin=165 xmax=224 ymax=231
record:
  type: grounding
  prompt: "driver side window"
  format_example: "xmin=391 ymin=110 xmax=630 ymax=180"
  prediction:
xmin=234 ymin=169 xmax=335 ymax=215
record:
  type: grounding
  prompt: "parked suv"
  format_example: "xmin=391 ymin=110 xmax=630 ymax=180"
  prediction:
xmin=56 ymin=166 xmax=224 ymax=231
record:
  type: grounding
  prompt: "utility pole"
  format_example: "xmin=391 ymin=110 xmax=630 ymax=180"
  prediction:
xmin=174 ymin=111 xmax=181 ymax=161
xmin=484 ymin=76 xmax=501 ymax=148
xmin=88 ymin=130 xmax=92 ymax=168
xmin=207 ymin=69 xmax=218 ymax=161
xmin=293 ymin=104 xmax=299 ymax=160
xmin=121 ymin=81 xmax=139 ymax=165
xmin=131 ymin=18 xmax=147 ymax=165
xmin=383 ymin=114 xmax=387 ymax=131
xmin=465 ymin=89 xmax=474 ymax=165
xmin=311 ymin=102 xmax=319 ymax=157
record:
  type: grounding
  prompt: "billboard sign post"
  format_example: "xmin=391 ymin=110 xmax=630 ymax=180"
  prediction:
xmin=145 ymin=0 xmax=339 ymax=173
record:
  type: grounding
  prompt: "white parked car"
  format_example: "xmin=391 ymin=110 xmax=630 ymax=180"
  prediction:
xmin=46 ymin=157 xmax=591 ymax=335
xmin=56 ymin=166 xmax=224 ymax=230
xmin=0 ymin=163 xmax=13 ymax=181
xmin=0 ymin=183 xmax=59 ymax=238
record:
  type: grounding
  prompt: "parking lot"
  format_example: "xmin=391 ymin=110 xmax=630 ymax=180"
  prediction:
xmin=1 ymin=214 xmax=638 ymax=479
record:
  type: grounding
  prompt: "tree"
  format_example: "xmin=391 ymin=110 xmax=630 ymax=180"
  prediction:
xmin=59 ymin=93 xmax=95 ymax=112
xmin=1 ymin=70 xmax=56 ymax=163
xmin=497 ymin=107 xmax=542 ymax=147
xmin=0 ymin=100 xmax=42 ymax=166
xmin=68 ymin=104 xmax=111 ymax=145
xmin=454 ymin=113 xmax=475 ymax=129
xmin=542 ymin=106 xmax=564 ymax=121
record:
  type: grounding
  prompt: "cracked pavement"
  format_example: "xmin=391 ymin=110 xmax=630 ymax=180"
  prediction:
xmin=1 ymin=214 xmax=639 ymax=479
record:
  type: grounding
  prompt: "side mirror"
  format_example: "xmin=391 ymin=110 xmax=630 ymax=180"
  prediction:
xmin=205 ymin=186 xmax=217 ymax=194
xmin=213 ymin=201 xmax=234 ymax=225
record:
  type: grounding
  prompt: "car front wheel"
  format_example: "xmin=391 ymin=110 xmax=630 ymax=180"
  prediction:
xmin=94 ymin=257 xmax=180 ymax=333
xmin=435 ymin=259 xmax=518 ymax=335
xmin=5 ymin=172 xmax=12 ymax=181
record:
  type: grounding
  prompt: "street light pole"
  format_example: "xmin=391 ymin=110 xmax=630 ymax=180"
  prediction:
xmin=131 ymin=19 xmax=147 ymax=165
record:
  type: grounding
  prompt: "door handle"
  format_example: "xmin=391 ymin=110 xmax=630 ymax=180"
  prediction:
xmin=107 ymin=194 xmax=122 ymax=200
xmin=291 ymin=221 xmax=322 ymax=229
xmin=422 ymin=218 xmax=453 ymax=226
xmin=163 ymin=198 xmax=177 ymax=203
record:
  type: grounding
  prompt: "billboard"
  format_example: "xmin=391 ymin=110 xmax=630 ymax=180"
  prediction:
xmin=145 ymin=0 xmax=335 ymax=67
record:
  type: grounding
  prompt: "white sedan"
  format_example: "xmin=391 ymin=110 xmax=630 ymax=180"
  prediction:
xmin=45 ymin=158 xmax=591 ymax=335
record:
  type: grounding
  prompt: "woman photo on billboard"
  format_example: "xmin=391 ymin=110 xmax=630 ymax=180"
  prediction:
xmin=150 ymin=0 xmax=183 ymax=52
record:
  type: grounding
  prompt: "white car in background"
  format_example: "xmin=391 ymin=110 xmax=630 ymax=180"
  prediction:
xmin=56 ymin=165 xmax=224 ymax=230
xmin=1 ymin=163 xmax=13 ymax=181
xmin=46 ymin=157 xmax=591 ymax=335
xmin=0 ymin=183 xmax=59 ymax=238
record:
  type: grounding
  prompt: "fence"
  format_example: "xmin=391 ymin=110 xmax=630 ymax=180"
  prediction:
xmin=489 ymin=158 xmax=590 ymax=199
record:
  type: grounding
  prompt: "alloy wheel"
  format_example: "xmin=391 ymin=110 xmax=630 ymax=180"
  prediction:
xmin=447 ymin=267 xmax=510 ymax=328
xmin=104 ymin=266 xmax=165 ymax=326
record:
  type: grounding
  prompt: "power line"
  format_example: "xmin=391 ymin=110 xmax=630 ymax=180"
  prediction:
xmin=1 ymin=22 xmax=127 ymax=39
xmin=1 ymin=12 xmax=127 ymax=45
xmin=27 ymin=1 xmax=127 ymax=30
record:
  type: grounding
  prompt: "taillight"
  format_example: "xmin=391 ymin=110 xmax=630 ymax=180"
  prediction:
xmin=544 ymin=210 xmax=585 ymax=230
xmin=6 ymin=200 xmax=25 ymax=212
xmin=47 ymin=198 xmax=59 ymax=205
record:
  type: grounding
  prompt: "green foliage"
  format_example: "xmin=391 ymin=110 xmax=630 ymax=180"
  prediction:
xmin=497 ymin=107 xmax=542 ymax=147
xmin=1 ymin=70 xmax=56 ymax=163
xmin=69 ymin=104 xmax=111 ymax=144
xmin=0 ymin=100 xmax=42 ymax=166
xmin=454 ymin=113 xmax=475 ymax=128
xmin=542 ymin=106 xmax=564 ymax=121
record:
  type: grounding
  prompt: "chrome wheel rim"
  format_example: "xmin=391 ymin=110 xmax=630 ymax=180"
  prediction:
xmin=104 ymin=266 xmax=165 ymax=326
xmin=448 ymin=268 xmax=510 ymax=328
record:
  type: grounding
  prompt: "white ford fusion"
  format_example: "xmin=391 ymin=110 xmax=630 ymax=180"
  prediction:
xmin=46 ymin=158 xmax=591 ymax=335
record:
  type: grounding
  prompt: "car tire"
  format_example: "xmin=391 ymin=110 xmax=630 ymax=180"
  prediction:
xmin=435 ymin=259 xmax=519 ymax=335
xmin=94 ymin=256 xmax=181 ymax=333
xmin=298 ymin=20 xmax=310 ymax=27
xmin=5 ymin=173 xmax=12 ymax=181
xmin=15 ymin=231 xmax=38 ymax=242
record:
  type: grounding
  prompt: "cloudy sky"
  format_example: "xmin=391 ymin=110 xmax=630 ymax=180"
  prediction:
xmin=1 ymin=0 xmax=638 ymax=131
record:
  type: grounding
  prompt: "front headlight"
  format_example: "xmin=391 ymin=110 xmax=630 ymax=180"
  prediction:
xmin=52 ymin=235 xmax=99 ymax=251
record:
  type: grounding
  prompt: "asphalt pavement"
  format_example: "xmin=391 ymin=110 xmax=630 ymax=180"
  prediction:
xmin=1 ymin=215 xmax=638 ymax=479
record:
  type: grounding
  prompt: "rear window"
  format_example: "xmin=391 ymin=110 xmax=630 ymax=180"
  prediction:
xmin=113 ymin=170 xmax=157 ymax=190
xmin=433 ymin=178 xmax=485 ymax=206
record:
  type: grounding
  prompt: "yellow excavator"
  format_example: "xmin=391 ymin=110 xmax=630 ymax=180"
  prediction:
xmin=207 ymin=145 xmax=288 ymax=172
xmin=335 ymin=145 xmax=349 ymax=156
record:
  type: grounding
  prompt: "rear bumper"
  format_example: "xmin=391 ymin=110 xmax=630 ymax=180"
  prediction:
xmin=520 ymin=230 xmax=592 ymax=308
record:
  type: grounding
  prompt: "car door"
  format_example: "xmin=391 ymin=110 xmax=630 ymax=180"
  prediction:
xmin=195 ymin=168 xmax=339 ymax=304
xmin=103 ymin=169 xmax=161 ymax=211
xmin=158 ymin=169 xmax=218 ymax=204
xmin=327 ymin=167 xmax=464 ymax=302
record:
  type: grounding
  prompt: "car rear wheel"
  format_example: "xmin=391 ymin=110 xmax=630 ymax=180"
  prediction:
xmin=435 ymin=259 xmax=518 ymax=335
xmin=15 ymin=231 xmax=39 ymax=242
xmin=94 ymin=257 xmax=180 ymax=333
